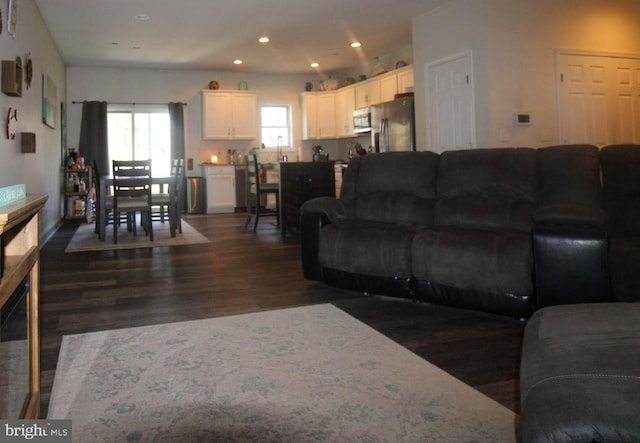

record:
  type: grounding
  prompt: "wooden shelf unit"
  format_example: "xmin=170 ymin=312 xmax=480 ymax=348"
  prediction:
xmin=63 ymin=166 xmax=93 ymax=222
xmin=0 ymin=194 xmax=47 ymax=419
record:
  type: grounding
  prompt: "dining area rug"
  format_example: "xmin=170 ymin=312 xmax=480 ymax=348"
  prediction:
xmin=65 ymin=220 xmax=209 ymax=252
xmin=47 ymin=304 xmax=518 ymax=442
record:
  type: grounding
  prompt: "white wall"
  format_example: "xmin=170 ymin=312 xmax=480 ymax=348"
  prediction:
xmin=0 ymin=0 xmax=65 ymax=240
xmin=412 ymin=0 xmax=640 ymax=151
xmin=66 ymin=67 xmax=347 ymax=175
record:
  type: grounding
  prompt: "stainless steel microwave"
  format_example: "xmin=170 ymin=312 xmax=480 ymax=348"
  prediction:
xmin=353 ymin=108 xmax=372 ymax=133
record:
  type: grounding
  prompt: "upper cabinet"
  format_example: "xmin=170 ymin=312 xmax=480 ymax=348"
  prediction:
xmin=354 ymin=66 xmax=414 ymax=109
xmin=300 ymin=66 xmax=413 ymax=140
xmin=396 ymin=66 xmax=415 ymax=94
xmin=355 ymin=79 xmax=380 ymax=109
xmin=202 ymin=90 xmax=257 ymax=140
xmin=380 ymin=74 xmax=398 ymax=103
xmin=335 ymin=87 xmax=356 ymax=138
xmin=301 ymin=92 xmax=336 ymax=140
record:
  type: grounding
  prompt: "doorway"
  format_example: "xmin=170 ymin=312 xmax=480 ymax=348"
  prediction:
xmin=426 ymin=52 xmax=476 ymax=152
xmin=556 ymin=50 xmax=640 ymax=146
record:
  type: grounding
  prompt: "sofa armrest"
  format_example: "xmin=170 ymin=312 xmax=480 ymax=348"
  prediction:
xmin=533 ymin=223 xmax=610 ymax=308
xmin=300 ymin=212 xmax=330 ymax=281
xmin=300 ymin=196 xmax=346 ymax=222
xmin=533 ymin=203 xmax=607 ymax=226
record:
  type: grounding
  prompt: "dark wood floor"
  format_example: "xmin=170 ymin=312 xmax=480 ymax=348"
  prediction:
xmin=39 ymin=213 xmax=525 ymax=417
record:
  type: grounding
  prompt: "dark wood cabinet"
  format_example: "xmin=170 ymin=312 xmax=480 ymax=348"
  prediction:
xmin=279 ymin=162 xmax=335 ymax=237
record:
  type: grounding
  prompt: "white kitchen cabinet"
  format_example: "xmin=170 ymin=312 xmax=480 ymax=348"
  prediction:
xmin=202 ymin=164 xmax=236 ymax=213
xmin=202 ymin=90 xmax=257 ymax=140
xmin=301 ymin=92 xmax=336 ymax=140
xmin=355 ymin=78 xmax=380 ymax=109
xmin=397 ymin=66 xmax=414 ymax=94
xmin=335 ymin=87 xmax=356 ymax=138
xmin=380 ymin=74 xmax=398 ymax=103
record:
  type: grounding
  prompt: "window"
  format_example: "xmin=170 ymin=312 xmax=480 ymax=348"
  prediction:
xmin=107 ymin=106 xmax=171 ymax=177
xmin=261 ymin=105 xmax=292 ymax=150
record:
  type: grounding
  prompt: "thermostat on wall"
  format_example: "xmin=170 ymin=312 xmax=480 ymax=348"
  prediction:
xmin=513 ymin=112 xmax=532 ymax=126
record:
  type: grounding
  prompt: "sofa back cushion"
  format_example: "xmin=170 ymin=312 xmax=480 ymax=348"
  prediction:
xmin=435 ymin=148 xmax=537 ymax=231
xmin=601 ymin=144 xmax=640 ymax=237
xmin=342 ymin=151 xmax=439 ymax=226
xmin=535 ymin=144 xmax=606 ymax=225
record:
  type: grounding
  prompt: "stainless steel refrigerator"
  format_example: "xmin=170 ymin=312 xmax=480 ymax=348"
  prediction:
xmin=371 ymin=94 xmax=416 ymax=152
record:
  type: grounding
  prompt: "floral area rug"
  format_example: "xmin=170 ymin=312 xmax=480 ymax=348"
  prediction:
xmin=65 ymin=220 xmax=209 ymax=252
xmin=48 ymin=304 xmax=518 ymax=442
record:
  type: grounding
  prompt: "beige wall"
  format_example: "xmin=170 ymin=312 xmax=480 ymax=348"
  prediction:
xmin=0 ymin=0 xmax=66 ymax=240
xmin=412 ymin=0 xmax=640 ymax=151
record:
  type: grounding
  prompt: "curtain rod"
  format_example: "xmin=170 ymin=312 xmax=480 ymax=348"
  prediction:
xmin=71 ymin=101 xmax=187 ymax=106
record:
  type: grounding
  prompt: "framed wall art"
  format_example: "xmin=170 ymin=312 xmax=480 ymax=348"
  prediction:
xmin=7 ymin=0 xmax=17 ymax=38
xmin=42 ymin=74 xmax=56 ymax=128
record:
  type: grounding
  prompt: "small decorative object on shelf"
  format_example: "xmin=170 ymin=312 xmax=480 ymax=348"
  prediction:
xmin=0 ymin=183 xmax=26 ymax=207
xmin=319 ymin=77 xmax=338 ymax=91
xmin=208 ymin=80 xmax=219 ymax=90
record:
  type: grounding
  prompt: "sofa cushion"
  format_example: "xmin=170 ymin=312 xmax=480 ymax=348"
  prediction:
xmin=536 ymin=144 xmax=603 ymax=208
xmin=318 ymin=220 xmax=416 ymax=277
xmin=412 ymin=228 xmax=533 ymax=296
xmin=601 ymin=144 xmax=640 ymax=237
xmin=609 ymin=237 xmax=640 ymax=302
xmin=435 ymin=148 xmax=536 ymax=231
xmin=436 ymin=196 xmax=534 ymax=232
xmin=520 ymin=303 xmax=640 ymax=443
xmin=346 ymin=151 xmax=439 ymax=225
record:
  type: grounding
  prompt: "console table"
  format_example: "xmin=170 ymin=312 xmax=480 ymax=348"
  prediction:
xmin=0 ymin=194 xmax=47 ymax=418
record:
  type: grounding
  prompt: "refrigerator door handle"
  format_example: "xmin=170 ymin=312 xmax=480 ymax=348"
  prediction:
xmin=381 ymin=118 xmax=389 ymax=152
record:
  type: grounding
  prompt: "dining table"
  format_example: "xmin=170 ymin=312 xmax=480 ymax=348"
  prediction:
xmin=97 ymin=175 xmax=174 ymax=241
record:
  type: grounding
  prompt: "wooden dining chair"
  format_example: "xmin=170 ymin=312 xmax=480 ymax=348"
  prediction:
xmin=111 ymin=159 xmax=153 ymax=244
xmin=151 ymin=158 xmax=184 ymax=237
xmin=92 ymin=160 xmax=113 ymax=237
xmin=245 ymin=154 xmax=279 ymax=232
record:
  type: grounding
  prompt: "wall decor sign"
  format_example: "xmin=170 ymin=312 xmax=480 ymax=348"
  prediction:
xmin=7 ymin=0 xmax=17 ymax=38
xmin=42 ymin=74 xmax=56 ymax=128
xmin=0 ymin=184 xmax=26 ymax=207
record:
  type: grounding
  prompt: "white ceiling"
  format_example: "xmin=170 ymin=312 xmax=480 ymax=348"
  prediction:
xmin=35 ymin=0 xmax=448 ymax=74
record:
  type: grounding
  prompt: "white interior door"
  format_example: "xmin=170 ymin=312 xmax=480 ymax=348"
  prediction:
xmin=557 ymin=51 xmax=640 ymax=146
xmin=426 ymin=53 xmax=475 ymax=152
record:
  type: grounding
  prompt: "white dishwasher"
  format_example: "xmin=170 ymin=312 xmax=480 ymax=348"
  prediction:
xmin=201 ymin=164 xmax=236 ymax=213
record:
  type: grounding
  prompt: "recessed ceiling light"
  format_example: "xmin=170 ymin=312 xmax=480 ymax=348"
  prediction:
xmin=233 ymin=59 xmax=243 ymax=65
xmin=135 ymin=14 xmax=150 ymax=21
xmin=350 ymin=41 xmax=362 ymax=48
xmin=310 ymin=62 xmax=319 ymax=68
xmin=258 ymin=36 xmax=270 ymax=44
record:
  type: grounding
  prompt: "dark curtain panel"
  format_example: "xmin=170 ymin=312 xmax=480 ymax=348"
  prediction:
xmin=168 ymin=102 xmax=186 ymax=211
xmin=78 ymin=101 xmax=108 ymax=176
xmin=168 ymin=102 xmax=185 ymax=161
